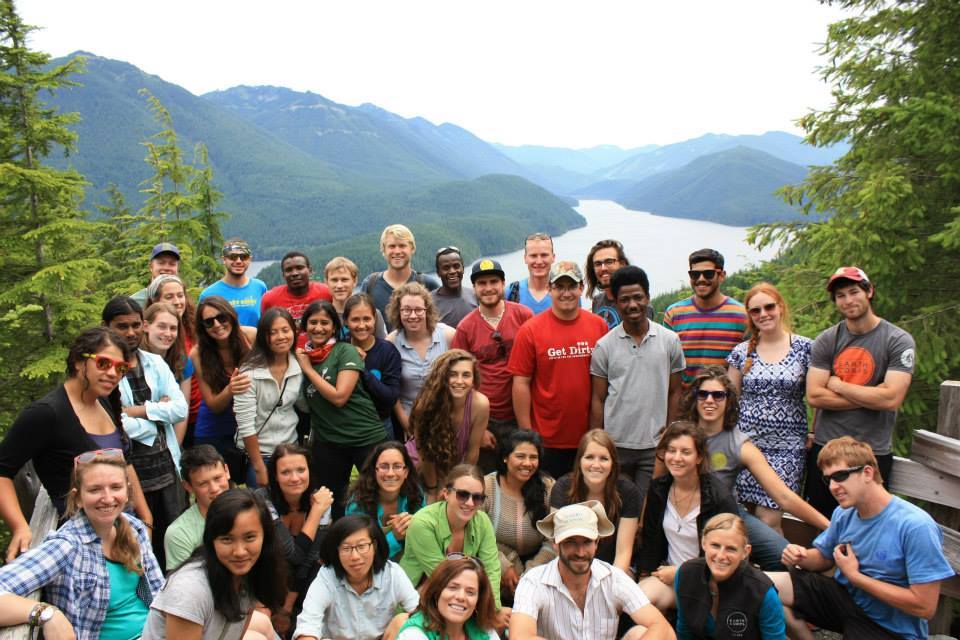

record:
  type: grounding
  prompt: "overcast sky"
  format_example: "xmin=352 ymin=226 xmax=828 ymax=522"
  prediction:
xmin=17 ymin=0 xmax=848 ymax=149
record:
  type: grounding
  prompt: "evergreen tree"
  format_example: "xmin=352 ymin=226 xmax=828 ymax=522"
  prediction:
xmin=0 ymin=0 xmax=102 ymax=428
xmin=755 ymin=0 xmax=960 ymax=450
xmin=188 ymin=143 xmax=227 ymax=286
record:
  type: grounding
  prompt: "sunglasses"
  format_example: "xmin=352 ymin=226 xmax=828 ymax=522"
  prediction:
xmin=696 ymin=389 xmax=729 ymax=401
xmin=821 ymin=465 xmax=866 ymax=485
xmin=224 ymin=253 xmax=250 ymax=262
xmin=82 ymin=353 xmax=131 ymax=377
xmin=201 ymin=313 xmax=231 ymax=329
xmin=688 ymin=269 xmax=718 ymax=281
xmin=748 ymin=302 xmax=778 ymax=317
xmin=448 ymin=487 xmax=486 ymax=505
xmin=74 ymin=447 xmax=125 ymax=468
xmin=445 ymin=552 xmax=484 ymax=568
xmin=435 ymin=246 xmax=461 ymax=257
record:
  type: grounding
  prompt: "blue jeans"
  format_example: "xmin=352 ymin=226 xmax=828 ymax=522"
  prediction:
xmin=245 ymin=454 xmax=272 ymax=489
xmin=739 ymin=505 xmax=788 ymax=570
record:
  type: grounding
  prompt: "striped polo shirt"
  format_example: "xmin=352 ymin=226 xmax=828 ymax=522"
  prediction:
xmin=662 ymin=295 xmax=748 ymax=384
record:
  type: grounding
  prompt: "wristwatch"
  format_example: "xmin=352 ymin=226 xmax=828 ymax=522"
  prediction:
xmin=27 ymin=602 xmax=57 ymax=627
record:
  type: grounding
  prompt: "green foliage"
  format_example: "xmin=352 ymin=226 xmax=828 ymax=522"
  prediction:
xmin=754 ymin=0 xmax=960 ymax=452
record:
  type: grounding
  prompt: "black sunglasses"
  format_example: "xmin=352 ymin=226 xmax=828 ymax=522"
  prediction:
xmin=448 ymin=487 xmax=486 ymax=505
xmin=696 ymin=389 xmax=729 ymax=401
xmin=201 ymin=313 xmax=231 ymax=329
xmin=822 ymin=465 xmax=866 ymax=485
xmin=435 ymin=246 xmax=461 ymax=257
xmin=688 ymin=269 xmax=718 ymax=281
xmin=748 ymin=302 xmax=778 ymax=316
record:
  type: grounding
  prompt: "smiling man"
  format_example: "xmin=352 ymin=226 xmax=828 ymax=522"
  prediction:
xmin=510 ymin=501 xmax=674 ymax=640
xmin=260 ymin=251 xmax=331 ymax=322
xmin=662 ymin=248 xmax=748 ymax=386
xmin=768 ymin=437 xmax=952 ymax=640
xmin=431 ymin=246 xmax=477 ymax=328
xmin=584 ymin=239 xmax=630 ymax=330
xmin=164 ymin=445 xmax=231 ymax=571
xmin=590 ymin=266 xmax=684 ymax=509
xmin=507 ymin=232 xmax=556 ymax=315
xmin=198 ymin=238 xmax=268 ymax=327
xmin=359 ymin=224 xmax=439 ymax=332
xmin=508 ymin=261 xmax=607 ymax=479
xmin=804 ymin=266 xmax=915 ymax=517
xmin=131 ymin=242 xmax=181 ymax=307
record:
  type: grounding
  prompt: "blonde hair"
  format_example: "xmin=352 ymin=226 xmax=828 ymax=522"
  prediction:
xmin=817 ymin=436 xmax=883 ymax=484
xmin=386 ymin=282 xmax=439 ymax=334
xmin=324 ymin=256 xmax=359 ymax=281
xmin=67 ymin=455 xmax=144 ymax=575
xmin=380 ymin=224 xmax=416 ymax=254
xmin=701 ymin=512 xmax=750 ymax=548
xmin=742 ymin=282 xmax=793 ymax=375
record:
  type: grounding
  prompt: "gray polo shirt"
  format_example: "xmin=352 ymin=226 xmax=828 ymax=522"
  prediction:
xmin=590 ymin=321 xmax=685 ymax=449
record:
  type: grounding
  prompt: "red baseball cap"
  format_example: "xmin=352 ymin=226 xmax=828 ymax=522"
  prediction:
xmin=827 ymin=266 xmax=870 ymax=291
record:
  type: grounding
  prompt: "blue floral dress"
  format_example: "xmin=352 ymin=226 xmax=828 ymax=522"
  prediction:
xmin=726 ymin=335 xmax=812 ymax=509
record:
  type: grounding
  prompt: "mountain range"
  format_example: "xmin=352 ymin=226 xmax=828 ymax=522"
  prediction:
xmin=43 ymin=51 xmax=847 ymax=268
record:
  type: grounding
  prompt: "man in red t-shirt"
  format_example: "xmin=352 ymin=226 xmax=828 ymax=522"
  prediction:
xmin=453 ymin=259 xmax=533 ymax=470
xmin=261 ymin=251 xmax=332 ymax=326
xmin=508 ymin=260 xmax=608 ymax=479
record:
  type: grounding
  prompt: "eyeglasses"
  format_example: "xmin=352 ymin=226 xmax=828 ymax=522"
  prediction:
xmin=400 ymin=307 xmax=427 ymax=317
xmin=696 ymin=389 xmax=729 ymax=401
xmin=688 ymin=269 xmax=718 ymax=281
xmin=821 ymin=465 xmax=866 ymax=485
xmin=338 ymin=540 xmax=374 ymax=555
xmin=592 ymin=258 xmax=620 ymax=270
xmin=224 ymin=253 xmax=250 ymax=262
xmin=375 ymin=463 xmax=406 ymax=473
xmin=448 ymin=487 xmax=486 ymax=505
xmin=748 ymin=302 xmax=778 ymax=317
xmin=550 ymin=283 xmax=580 ymax=293
xmin=201 ymin=313 xmax=230 ymax=329
xmin=82 ymin=353 xmax=131 ymax=377
xmin=74 ymin=448 xmax=125 ymax=468
xmin=435 ymin=246 xmax=461 ymax=257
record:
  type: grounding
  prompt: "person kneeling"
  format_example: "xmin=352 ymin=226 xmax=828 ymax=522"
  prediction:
xmin=767 ymin=437 xmax=953 ymax=640
xmin=509 ymin=501 xmax=674 ymax=640
xmin=675 ymin=513 xmax=785 ymax=639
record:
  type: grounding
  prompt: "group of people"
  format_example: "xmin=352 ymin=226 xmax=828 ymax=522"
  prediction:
xmin=0 ymin=224 xmax=952 ymax=640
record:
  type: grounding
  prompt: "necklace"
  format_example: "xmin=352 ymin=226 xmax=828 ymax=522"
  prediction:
xmin=480 ymin=307 xmax=504 ymax=327
xmin=670 ymin=484 xmax=700 ymax=531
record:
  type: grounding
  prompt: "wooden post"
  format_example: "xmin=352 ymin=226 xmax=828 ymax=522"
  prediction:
xmin=929 ymin=380 xmax=960 ymax=635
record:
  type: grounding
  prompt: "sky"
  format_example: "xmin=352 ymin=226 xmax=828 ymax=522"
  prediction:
xmin=17 ymin=0 xmax=849 ymax=149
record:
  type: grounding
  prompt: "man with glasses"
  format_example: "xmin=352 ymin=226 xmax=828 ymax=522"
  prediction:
xmin=431 ymin=246 xmax=477 ymax=328
xmin=508 ymin=261 xmax=607 ymax=479
xmin=805 ymin=267 xmax=915 ymax=518
xmin=198 ymin=238 xmax=267 ymax=327
xmin=511 ymin=501 xmax=673 ymax=640
xmin=768 ymin=437 xmax=952 ymax=640
xmin=453 ymin=259 xmax=533 ymax=470
xmin=590 ymin=266 xmax=684 ymax=509
xmin=131 ymin=242 xmax=180 ymax=307
xmin=507 ymin=232 xmax=556 ymax=315
xmin=662 ymin=248 xmax=748 ymax=385
xmin=584 ymin=239 xmax=630 ymax=330
xmin=359 ymin=224 xmax=439 ymax=332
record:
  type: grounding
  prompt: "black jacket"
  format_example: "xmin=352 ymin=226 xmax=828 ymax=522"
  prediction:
xmin=676 ymin=557 xmax=774 ymax=640
xmin=638 ymin=472 xmax=738 ymax=573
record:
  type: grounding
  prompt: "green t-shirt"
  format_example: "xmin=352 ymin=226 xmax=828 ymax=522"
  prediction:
xmin=101 ymin=559 xmax=149 ymax=640
xmin=304 ymin=341 xmax=385 ymax=446
xmin=164 ymin=502 xmax=205 ymax=571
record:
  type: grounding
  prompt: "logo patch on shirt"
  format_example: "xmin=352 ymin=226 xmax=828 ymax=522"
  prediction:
xmin=833 ymin=346 xmax=876 ymax=386
xmin=726 ymin=611 xmax=748 ymax=635
xmin=711 ymin=451 xmax=729 ymax=472
xmin=901 ymin=348 xmax=915 ymax=370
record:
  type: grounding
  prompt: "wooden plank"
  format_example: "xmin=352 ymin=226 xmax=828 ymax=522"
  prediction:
xmin=890 ymin=456 xmax=960 ymax=510
xmin=938 ymin=380 xmax=960 ymax=438
xmin=911 ymin=429 xmax=960 ymax=479
xmin=940 ymin=524 xmax=960 ymax=574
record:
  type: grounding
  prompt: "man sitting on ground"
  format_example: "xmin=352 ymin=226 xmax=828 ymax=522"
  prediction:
xmin=510 ymin=501 xmax=674 ymax=640
xmin=163 ymin=445 xmax=231 ymax=571
xmin=768 ymin=436 xmax=953 ymax=640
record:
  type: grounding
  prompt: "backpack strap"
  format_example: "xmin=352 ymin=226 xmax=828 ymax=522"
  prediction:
xmin=507 ymin=281 xmax=520 ymax=302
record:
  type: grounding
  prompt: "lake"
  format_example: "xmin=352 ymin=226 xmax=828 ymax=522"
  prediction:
xmin=252 ymin=199 xmax=779 ymax=297
xmin=486 ymin=199 xmax=779 ymax=296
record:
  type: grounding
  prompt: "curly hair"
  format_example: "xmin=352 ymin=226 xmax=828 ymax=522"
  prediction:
xmin=566 ymin=429 xmax=622 ymax=522
xmin=682 ymin=365 xmax=739 ymax=431
xmin=386 ymin=282 xmax=439 ymax=335
xmin=410 ymin=350 xmax=481 ymax=483
xmin=656 ymin=420 xmax=710 ymax=475
xmin=195 ymin=296 xmax=249 ymax=392
xmin=346 ymin=441 xmax=424 ymax=521
xmin=741 ymin=282 xmax=792 ymax=376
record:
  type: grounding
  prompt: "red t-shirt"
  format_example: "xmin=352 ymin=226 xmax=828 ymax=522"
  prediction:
xmin=507 ymin=309 xmax=608 ymax=448
xmin=452 ymin=302 xmax=533 ymax=421
xmin=261 ymin=282 xmax=332 ymax=321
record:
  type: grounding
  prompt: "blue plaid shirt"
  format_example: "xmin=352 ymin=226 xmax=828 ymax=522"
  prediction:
xmin=0 ymin=512 xmax=163 ymax=640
